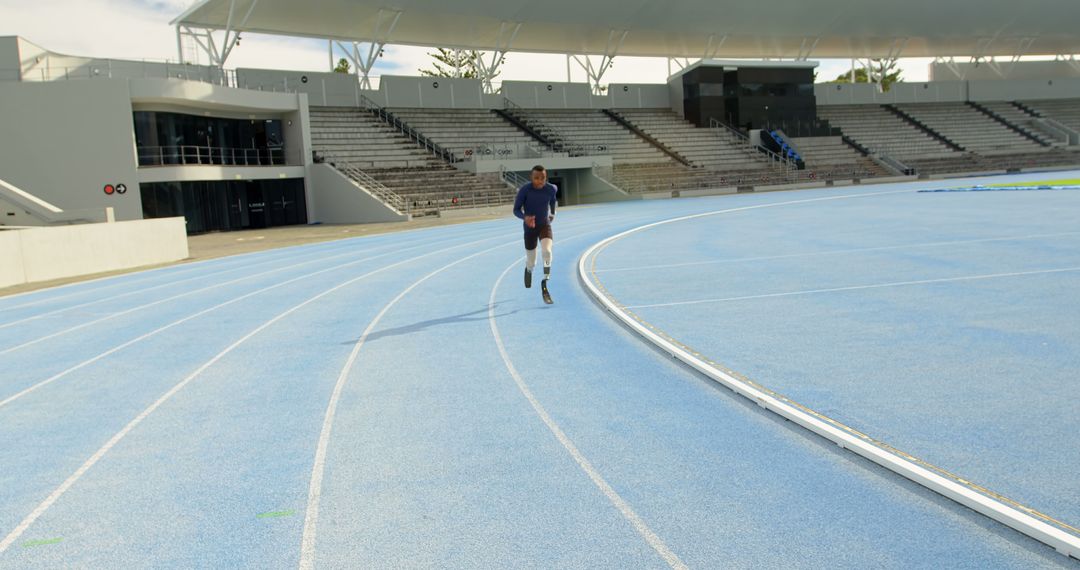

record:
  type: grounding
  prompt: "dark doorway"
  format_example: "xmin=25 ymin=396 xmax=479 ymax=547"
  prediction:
xmin=548 ymin=176 xmax=566 ymax=207
xmin=141 ymin=178 xmax=306 ymax=235
xmin=246 ymin=183 xmax=268 ymax=229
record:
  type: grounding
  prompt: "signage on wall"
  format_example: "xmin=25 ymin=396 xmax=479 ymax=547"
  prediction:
xmin=103 ymin=183 xmax=128 ymax=196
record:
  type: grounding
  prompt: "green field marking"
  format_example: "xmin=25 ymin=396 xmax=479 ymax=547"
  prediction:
xmin=989 ymin=179 xmax=1080 ymax=187
xmin=256 ymin=510 xmax=296 ymax=519
xmin=22 ymin=537 xmax=62 ymax=548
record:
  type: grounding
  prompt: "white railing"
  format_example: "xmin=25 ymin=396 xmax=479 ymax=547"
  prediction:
xmin=709 ymin=118 xmax=796 ymax=172
xmin=358 ymin=94 xmax=459 ymax=164
xmin=0 ymin=178 xmax=110 ymax=224
xmin=334 ymin=161 xmax=409 ymax=216
xmin=1036 ymin=117 xmax=1080 ymax=145
xmin=3 ymin=62 xmax=235 ymax=86
xmin=500 ymin=167 xmax=529 ymax=191
xmin=137 ymin=146 xmax=294 ymax=167
xmin=503 ymin=97 xmax=589 ymax=157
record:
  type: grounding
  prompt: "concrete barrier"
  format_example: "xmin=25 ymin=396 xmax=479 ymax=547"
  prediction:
xmin=0 ymin=217 xmax=189 ymax=288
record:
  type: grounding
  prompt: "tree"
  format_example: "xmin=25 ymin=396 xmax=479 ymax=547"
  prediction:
xmin=833 ymin=59 xmax=903 ymax=91
xmin=419 ymin=48 xmax=483 ymax=78
xmin=333 ymin=58 xmax=351 ymax=74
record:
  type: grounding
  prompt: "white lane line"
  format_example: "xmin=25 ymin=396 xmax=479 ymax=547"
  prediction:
xmin=0 ymin=240 xmax=322 ymax=312
xmin=0 ymin=234 xmax=429 ymax=355
xmin=0 ymin=228 xmax=454 ymax=330
xmin=298 ymin=239 xmax=514 ymax=570
xmin=488 ymin=258 xmax=688 ymax=570
xmin=595 ymin=231 xmax=1080 ymax=274
xmin=0 ymin=235 xmax=498 ymax=555
xmin=0 ymin=236 xmax=437 ymax=410
xmin=626 ymin=266 xmax=1080 ymax=310
xmin=0 ymin=249 xmax=325 ymax=331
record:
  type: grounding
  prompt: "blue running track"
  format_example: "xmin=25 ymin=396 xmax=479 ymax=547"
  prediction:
xmin=1 ymin=173 xmax=1078 ymax=568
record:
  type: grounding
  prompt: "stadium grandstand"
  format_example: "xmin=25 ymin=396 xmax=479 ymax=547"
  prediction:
xmin=2 ymin=0 xmax=1080 ymax=567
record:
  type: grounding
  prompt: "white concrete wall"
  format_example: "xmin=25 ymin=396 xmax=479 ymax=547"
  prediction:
xmin=236 ymin=68 xmax=368 ymax=107
xmin=0 ymin=79 xmax=142 ymax=221
xmin=968 ymin=78 xmax=1080 ymax=102
xmin=0 ymin=218 xmax=189 ymax=287
xmin=129 ymin=78 xmax=305 ymax=113
xmin=0 ymin=195 xmax=47 ymax=227
xmin=309 ymin=164 xmax=408 ymax=224
xmin=9 ymin=37 xmax=222 ymax=84
xmin=931 ymin=60 xmax=1080 ymax=82
xmin=0 ymin=36 xmax=19 ymax=81
xmin=607 ymin=83 xmax=671 ymax=109
xmin=503 ymin=81 xmax=593 ymax=108
xmin=814 ymin=81 xmax=968 ymax=105
xmin=816 ymin=79 xmax=1080 ymax=105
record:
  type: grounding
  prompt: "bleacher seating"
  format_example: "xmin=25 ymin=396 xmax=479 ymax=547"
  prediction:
xmin=388 ymin=108 xmax=548 ymax=160
xmin=509 ymin=109 xmax=670 ymax=164
xmin=790 ymin=137 xmax=889 ymax=177
xmin=612 ymin=109 xmax=771 ymax=172
xmin=895 ymin=103 xmax=1044 ymax=154
xmin=309 ymin=106 xmax=513 ymax=212
xmin=1022 ymin=99 xmax=1080 ymax=131
xmin=309 ymin=107 xmax=444 ymax=169
xmin=816 ymin=105 xmax=957 ymax=160
xmin=311 ymin=102 xmax=1079 ymax=204
xmin=979 ymin=102 xmax=1064 ymax=146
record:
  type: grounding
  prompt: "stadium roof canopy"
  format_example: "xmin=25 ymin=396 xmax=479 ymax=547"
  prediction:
xmin=173 ymin=0 xmax=1080 ymax=60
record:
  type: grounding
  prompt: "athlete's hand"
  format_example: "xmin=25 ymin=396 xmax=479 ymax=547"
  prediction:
xmin=525 ymin=215 xmax=536 ymax=229
xmin=548 ymin=214 xmax=555 ymax=224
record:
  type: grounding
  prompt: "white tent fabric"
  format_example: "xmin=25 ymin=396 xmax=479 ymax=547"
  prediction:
xmin=172 ymin=0 xmax=1080 ymax=59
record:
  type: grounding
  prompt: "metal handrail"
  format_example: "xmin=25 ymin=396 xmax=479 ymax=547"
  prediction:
xmin=500 ymin=166 xmax=529 ymax=190
xmin=359 ymin=95 xmax=459 ymax=164
xmin=708 ymin=117 xmax=796 ymax=171
xmin=874 ymin=153 xmax=916 ymax=176
xmin=136 ymin=145 xmax=289 ymax=167
xmin=404 ymin=188 xmax=516 ymax=215
xmin=332 ymin=160 xmax=409 ymax=216
xmin=3 ymin=63 xmax=235 ymax=86
xmin=502 ymin=97 xmax=589 ymax=157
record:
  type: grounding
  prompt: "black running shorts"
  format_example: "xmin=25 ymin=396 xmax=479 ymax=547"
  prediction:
xmin=524 ymin=224 xmax=553 ymax=250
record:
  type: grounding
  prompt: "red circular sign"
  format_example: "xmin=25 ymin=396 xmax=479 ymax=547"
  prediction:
xmin=104 ymin=184 xmax=115 ymax=195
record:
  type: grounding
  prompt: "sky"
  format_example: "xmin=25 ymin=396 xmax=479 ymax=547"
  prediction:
xmin=0 ymin=0 xmax=936 ymax=85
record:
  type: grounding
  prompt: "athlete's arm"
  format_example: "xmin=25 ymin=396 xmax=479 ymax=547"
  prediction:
xmin=513 ymin=186 xmax=527 ymax=220
xmin=548 ymin=185 xmax=557 ymax=222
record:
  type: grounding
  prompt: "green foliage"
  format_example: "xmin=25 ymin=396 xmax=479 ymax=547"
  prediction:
xmin=333 ymin=58 xmax=351 ymax=74
xmin=419 ymin=48 xmax=505 ymax=80
xmin=832 ymin=60 xmax=903 ymax=91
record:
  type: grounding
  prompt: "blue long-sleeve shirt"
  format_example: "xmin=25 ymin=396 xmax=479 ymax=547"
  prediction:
xmin=513 ymin=182 xmax=558 ymax=227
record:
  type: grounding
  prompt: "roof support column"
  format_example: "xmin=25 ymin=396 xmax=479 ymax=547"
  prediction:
xmin=571 ymin=29 xmax=628 ymax=95
xmin=795 ymin=36 xmax=821 ymax=61
xmin=477 ymin=21 xmax=521 ymax=94
xmin=173 ymin=0 xmax=259 ymax=68
xmin=332 ymin=8 xmax=401 ymax=90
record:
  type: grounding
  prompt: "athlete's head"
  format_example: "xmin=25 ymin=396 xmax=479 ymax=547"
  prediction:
xmin=531 ymin=165 xmax=547 ymax=188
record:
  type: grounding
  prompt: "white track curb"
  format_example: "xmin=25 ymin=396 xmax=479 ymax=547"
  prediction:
xmin=578 ymin=202 xmax=1080 ymax=560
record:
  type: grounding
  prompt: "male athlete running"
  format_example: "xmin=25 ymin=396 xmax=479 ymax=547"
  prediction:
xmin=513 ymin=165 xmax=558 ymax=304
